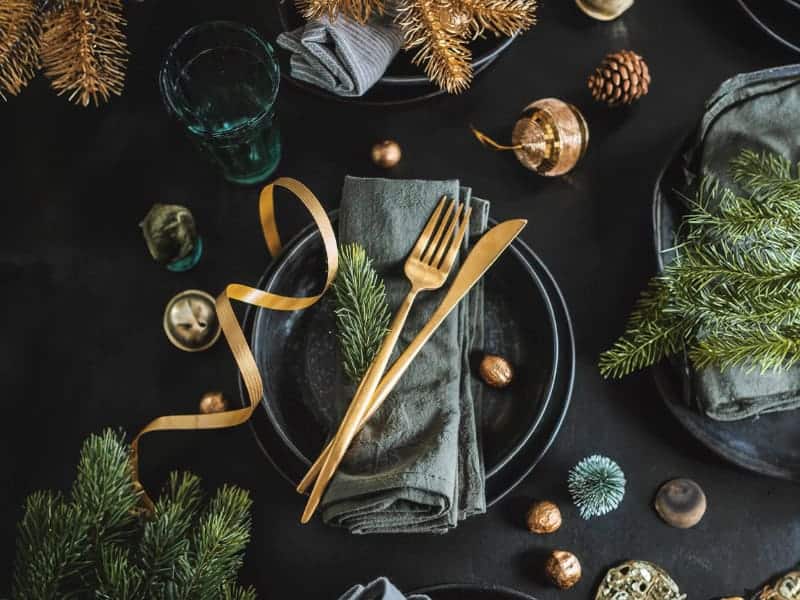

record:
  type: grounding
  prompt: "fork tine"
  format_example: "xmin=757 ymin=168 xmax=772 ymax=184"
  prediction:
xmin=421 ymin=198 xmax=456 ymax=263
xmin=438 ymin=206 xmax=472 ymax=273
xmin=411 ymin=196 xmax=448 ymax=260
xmin=429 ymin=202 xmax=463 ymax=266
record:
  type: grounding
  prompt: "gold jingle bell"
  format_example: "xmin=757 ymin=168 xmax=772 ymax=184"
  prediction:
xmin=163 ymin=289 xmax=221 ymax=352
xmin=472 ymin=98 xmax=589 ymax=177
xmin=758 ymin=571 xmax=800 ymax=600
xmin=596 ymin=560 xmax=686 ymax=600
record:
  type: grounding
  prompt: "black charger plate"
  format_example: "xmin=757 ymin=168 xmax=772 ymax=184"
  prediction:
xmin=237 ymin=219 xmax=574 ymax=505
xmin=274 ymin=0 xmax=517 ymax=105
xmin=737 ymin=0 xmax=800 ymax=54
xmin=652 ymin=141 xmax=800 ymax=482
xmin=412 ymin=583 xmax=538 ymax=599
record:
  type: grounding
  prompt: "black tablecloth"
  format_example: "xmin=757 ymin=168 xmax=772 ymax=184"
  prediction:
xmin=1 ymin=1 xmax=798 ymax=597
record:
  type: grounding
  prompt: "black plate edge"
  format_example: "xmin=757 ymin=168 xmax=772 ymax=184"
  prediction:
xmin=412 ymin=582 xmax=539 ymax=599
xmin=736 ymin=0 xmax=800 ymax=54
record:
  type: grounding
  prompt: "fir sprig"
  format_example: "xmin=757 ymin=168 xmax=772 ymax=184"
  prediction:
xmin=600 ymin=149 xmax=800 ymax=378
xmin=333 ymin=243 xmax=391 ymax=383
xmin=11 ymin=429 xmax=255 ymax=599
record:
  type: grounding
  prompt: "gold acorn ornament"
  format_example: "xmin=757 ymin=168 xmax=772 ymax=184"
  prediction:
xmin=588 ymin=49 xmax=651 ymax=107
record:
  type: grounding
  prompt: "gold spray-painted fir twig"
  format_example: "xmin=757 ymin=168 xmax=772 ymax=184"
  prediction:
xmin=456 ymin=0 xmax=537 ymax=37
xmin=298 ymin=0 xmax=384 ymax=24
xmin=396 ymin=0 xmax=472 ymax=93
xmin=0 ymin=0 xmax=43 ymax=100
xmin=40 ymin=0 xmax=128 ymax=107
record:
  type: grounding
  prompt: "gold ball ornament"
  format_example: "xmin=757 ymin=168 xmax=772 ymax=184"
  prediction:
xmin=473 ymin=98 xmax=589 ymax=177
xmin=371 ymin=140 xmax=402 ymax=168
xmin=576 ymin=0 xmax=633 ymax=21
xmin=595 ymin=561 xmax=686 ymax=600
xmin=526 ymin=500 xmax=562 ymax=534
xmin=199 ymin=391 xmax=228 ymax=414
xmin=545 ymin=550 xmax=582 ymax=589
xmin=479 ymin=354 xmax=514 ymax=388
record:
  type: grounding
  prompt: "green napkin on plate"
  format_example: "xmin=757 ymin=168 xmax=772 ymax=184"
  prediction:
xmin=315 ymin=176 xmax=488 ymax=533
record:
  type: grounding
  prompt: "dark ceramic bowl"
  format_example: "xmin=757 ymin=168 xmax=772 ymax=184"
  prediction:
xmin=274 ymin=0 xmax=518 ymax=104
xmin=250 ymin=214 xmax=558 ymax=480
xmin=652 ymin=138 xmax=800 ymax=482
xmin=736 ymin=0 xmax=800 ymax=54
xmin=237 ymin=224 xmax=574 ymax=504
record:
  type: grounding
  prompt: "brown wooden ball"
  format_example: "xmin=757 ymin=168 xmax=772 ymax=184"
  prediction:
xmin=479 ymin=354 xmax=514 ymax=388
xmin=526 ymin=500 xmax=562 ymax=534
xmin=371 ymin=140 xmax=402 ymax=168
xmin=654 ymin=478 xmax=706 ymax=529
xmin=545 ymin=550 xmax=582 ymax=589
xmin=199 ymin=391 xmax=228 ymax=414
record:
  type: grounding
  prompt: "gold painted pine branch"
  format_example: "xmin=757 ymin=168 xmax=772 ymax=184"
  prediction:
xmin=40 ymin=0 xmax=128 ymax=107
xmin=0 ymin=0 xmax=42 ymax=99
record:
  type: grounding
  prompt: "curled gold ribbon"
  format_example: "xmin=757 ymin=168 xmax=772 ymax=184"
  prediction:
xmin=131 ymin=177 xmax=338 ymax=510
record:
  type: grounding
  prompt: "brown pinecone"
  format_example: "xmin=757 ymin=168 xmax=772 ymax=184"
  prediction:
xmin=588 ymin=49 xmax=651 ymax=106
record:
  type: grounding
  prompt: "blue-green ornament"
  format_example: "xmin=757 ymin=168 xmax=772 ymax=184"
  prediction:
xmin=140 ymin=203 xmax=202 ymax=272
xmin=568 ymin=454 xmax=626 ymax=519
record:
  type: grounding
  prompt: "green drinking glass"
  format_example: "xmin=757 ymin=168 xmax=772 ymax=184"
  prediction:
xmin=160 ymin=21 xmax=281 ymax=185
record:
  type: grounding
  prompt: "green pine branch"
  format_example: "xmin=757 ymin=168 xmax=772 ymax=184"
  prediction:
xmin=11 ymin=429 xmax=256 ymax=600
xmin=600 ymin=149 xmax=800 ymax=378
xmin=333 ymin=243 xmax=391 ymax=383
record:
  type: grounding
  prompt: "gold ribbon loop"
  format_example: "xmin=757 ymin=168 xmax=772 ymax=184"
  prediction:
xmin=132 ymin=177 xmax=338 ymax=510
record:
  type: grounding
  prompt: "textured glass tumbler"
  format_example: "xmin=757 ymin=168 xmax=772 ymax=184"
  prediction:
xmin=160 ymin=21 xmax=281 ymax=185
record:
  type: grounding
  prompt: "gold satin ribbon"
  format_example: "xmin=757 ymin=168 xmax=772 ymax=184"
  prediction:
xmin=131 ymin=177 xmax=338 ymax=511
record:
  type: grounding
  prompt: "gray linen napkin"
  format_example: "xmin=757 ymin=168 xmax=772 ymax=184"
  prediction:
xmin=276 ymin=13 xmax=403 ymax=97
xmin=338 ymin=577 xmax=430 ymax=600
xmin=316 ymin=176 xmax=488 ymax=533
xmin=656 ymin=65 xmax=800 ymax=420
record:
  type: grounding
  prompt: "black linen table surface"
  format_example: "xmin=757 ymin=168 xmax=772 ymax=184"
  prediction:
xmin=1 ymin=1 xmax=798 ymax=598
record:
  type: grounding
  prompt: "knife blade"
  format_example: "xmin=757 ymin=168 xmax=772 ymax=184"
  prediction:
xmin=297 ymin=218 xmax=527 ymax=494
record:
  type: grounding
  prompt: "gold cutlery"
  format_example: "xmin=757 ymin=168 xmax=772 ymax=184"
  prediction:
xmin=297 ymin=218 xmax=527 ymax=499
xmin=300 ymin=195 xmax=472 ymax=523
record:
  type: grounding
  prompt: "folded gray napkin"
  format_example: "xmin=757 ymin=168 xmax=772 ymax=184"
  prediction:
xmin=655 ymin=65 xmax=800 ymax=420
xmin=338 ymin=578 xmax=430 ymax=600
xmin=313 ymin=176 xmax=488 ymax=533
xmin=276 ymin=13 xmax=403 ymax=97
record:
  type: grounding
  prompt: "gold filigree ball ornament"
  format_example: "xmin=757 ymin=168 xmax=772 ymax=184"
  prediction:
xmin=163 ymin=289 xmax=221 ymax=352
xmin=757 ymin=570 xmax=800 ymax=600
xmin=576 ymin=0 xmax=633 ymax=21
xmin=526 ymin=500 xmax=562 ymax=534
xmin=545 ymin=550 xmax=582 ymax=589
xmin=588 ymin=50 xmax=651 ymax=107
xmin=199 ymin=391 xmax=228 ymax=414
xmin=140 ymin=203 xmax=202 ymax=272
xmin=371 ymin=140 xmax=402 ymax=168
xmin=472 ymin=98 xmax=589 ymax=176
xmin=479 ymin=354 xmax=514 ymax=388
xmin=595 ymin=561 xmax=686 ymax=600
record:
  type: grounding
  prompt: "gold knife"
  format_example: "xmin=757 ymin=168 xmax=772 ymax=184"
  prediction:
xmin=297 ymin=218 xmax=528 ymax=498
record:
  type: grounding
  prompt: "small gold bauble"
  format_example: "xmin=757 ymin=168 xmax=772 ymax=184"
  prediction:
xmin=575 ymin=0 xmax=633 ymax=21
xmin=479 ymin=354 xmax=514 ymax=388
xmin=371 ymin=140 xmax=402 ymax=168
xmin=546 ymin=550 xmax=582 ymax=589
xmin=526 ymin=500 xmax=562 ymax=534
xmin=163 ymin=289 xmax=221 ymax=352
xmin=595 ymin=560 xmax=686 ymax=600
xmin=199 ymin=391 xmax=228 ymax=414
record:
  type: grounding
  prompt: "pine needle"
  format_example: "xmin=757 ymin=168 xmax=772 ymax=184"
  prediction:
xmin=0 ymin=0 xmax=42 ymax=100
xmin=599 ymin=149 xmax=800 ymax=378
xmin=456 ymin=0 xmax=537 ymax=37
xmin=40 ymin=0 xmax=128 ymax=107
xmin=333 ymin=243 xmax=391 ymax=383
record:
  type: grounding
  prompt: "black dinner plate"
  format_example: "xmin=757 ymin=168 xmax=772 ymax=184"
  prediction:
xmin=736 ymin=0 xmax=800 ymax=54
xmin=237 ymin=220 xmax=574 ymax=505
xmin=274 ymin=0 xmax=517 ymax=105
xmin=251 ymin=214 xmax=558 ymax=480
xmin=412 ymin=583 xmax=538 ymax=599
xmin=651 ymin=141 xmax=800 ymax=482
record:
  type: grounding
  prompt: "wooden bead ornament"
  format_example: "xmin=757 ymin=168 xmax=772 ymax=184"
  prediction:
xmin=472 ymin=98 xmax=589 ymax=176
xmin=371 ymin=140 xmax=402 ymax=168
xmin=654 ymin=478 xmax=706 ymax=529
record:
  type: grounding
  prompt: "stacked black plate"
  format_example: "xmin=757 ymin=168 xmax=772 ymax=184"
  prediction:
xmin=736 ymin=0 xmax=800 ymax=54
xmin=412 ymin=584 xmax=538 ymax=599
xmin=238 ymin=213 xmax=574 ymax=506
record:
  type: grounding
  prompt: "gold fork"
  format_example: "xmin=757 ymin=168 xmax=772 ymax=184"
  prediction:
xmin=300 ymin=195 xmax=472 ymax=523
